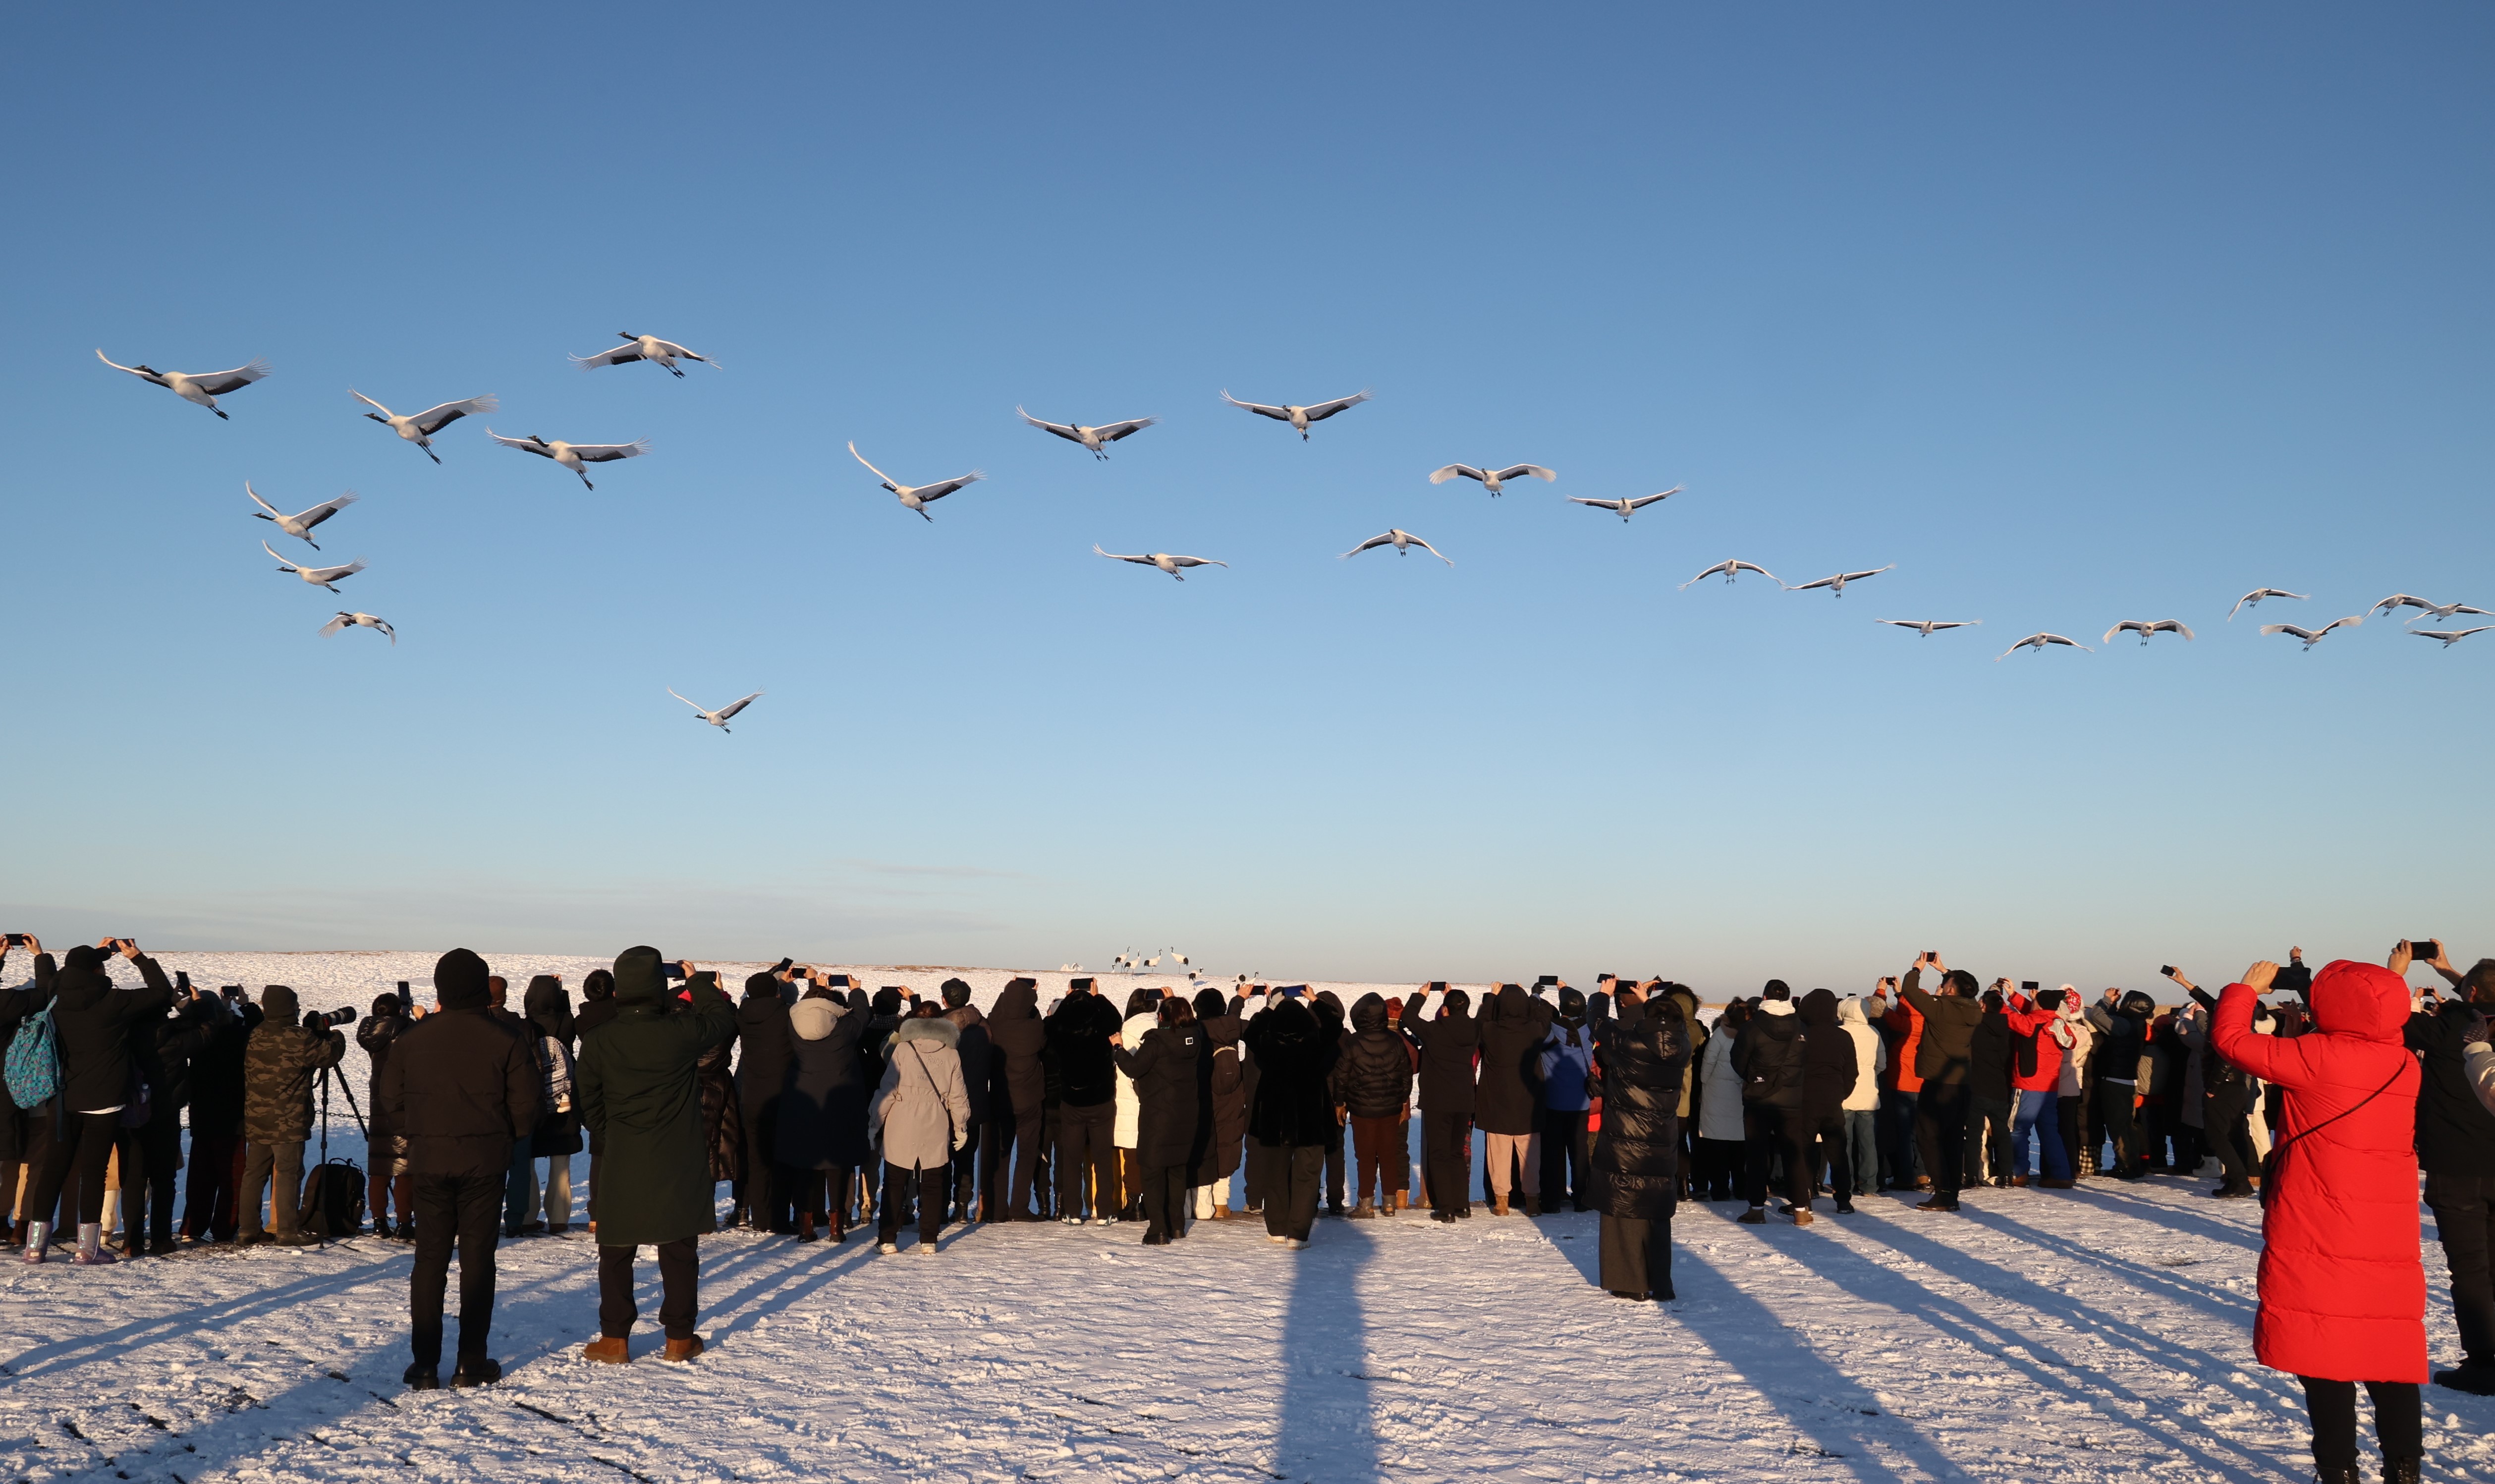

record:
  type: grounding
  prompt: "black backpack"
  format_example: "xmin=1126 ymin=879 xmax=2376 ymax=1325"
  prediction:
xmin=300 ymin=1158 xmax=367 ymax=1237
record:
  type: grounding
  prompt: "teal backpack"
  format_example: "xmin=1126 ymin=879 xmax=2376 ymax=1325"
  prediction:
xmin=5 ymin=1001 xmax=60 ymax=1109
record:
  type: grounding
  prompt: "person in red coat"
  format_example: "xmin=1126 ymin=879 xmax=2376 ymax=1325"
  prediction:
xmin=2211 ymin=954 xmax=2424 ymax=1484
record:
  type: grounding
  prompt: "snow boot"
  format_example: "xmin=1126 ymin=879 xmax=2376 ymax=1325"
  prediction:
xmin=663 ymin=1336 xmax=705 ymax=1363
xmin=1350 ymin=1202 xmax=1377 ymax=1219
xmin=2434 ymin=1359 xmax=2495 ymax=1395
xmin=75 ymin=1222 xmax=117 ymax=1265
xmin=449 ymin=1357 xmax=501 ymax=1388
xmin=1737 ymin=1207 xmax=1768 ymax=1225
xmin=23 ymin=1220 xmax=52 ymax=1263
xmin=1524 ymin=1198 xmax=1543 ymax=1217
xmin=402 ymin=1362 xmax=440 ymax=1389
xmin=1492 ymin=1195 xmax=1509 ymax=1217
xmin=583 ymin=1336 xmax=630 ymax=1365
xmin=2380 ymin=1458 xmax=2420 ymax=1484
xmin=1791 ymin=1209 xmax=1816 ymax=1227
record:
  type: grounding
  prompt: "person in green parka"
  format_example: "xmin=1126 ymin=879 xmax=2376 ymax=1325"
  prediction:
xmin=575 ymin=947 xmax=737 ymax=1364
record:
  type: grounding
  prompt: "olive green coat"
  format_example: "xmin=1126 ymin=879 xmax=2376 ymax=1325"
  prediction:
xmin=575 ymin=951 xmax=738 ymax=1248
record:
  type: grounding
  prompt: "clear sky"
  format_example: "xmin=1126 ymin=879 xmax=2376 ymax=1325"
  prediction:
xmin=6 ymin=4 xmax=2489 ymax=994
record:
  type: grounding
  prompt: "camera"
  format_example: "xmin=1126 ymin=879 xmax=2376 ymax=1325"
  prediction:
xmin=304 ymin=1007 xmax=358 ymax=1028
xmin=2412 ymin=938 xmax=2441 ymax=962
xmin=659 ymin=961 xmax=688 ymax=980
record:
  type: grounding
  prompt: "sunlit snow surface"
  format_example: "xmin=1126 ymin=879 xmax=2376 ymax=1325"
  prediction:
xmin=4 ymin=952 xmax=2489 ymax=1482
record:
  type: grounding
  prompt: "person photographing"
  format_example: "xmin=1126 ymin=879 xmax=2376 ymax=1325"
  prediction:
xmin=2211 ymin=952 xmax=2424 ymax=1484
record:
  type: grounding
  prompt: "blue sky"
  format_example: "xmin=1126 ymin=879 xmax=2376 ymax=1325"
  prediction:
xmin=6 ymin=4 xmax=2489 ymax=992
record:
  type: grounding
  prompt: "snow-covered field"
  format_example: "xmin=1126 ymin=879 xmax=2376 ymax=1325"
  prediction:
xmin=6 ymin=952 xmax=2492 ymax=1483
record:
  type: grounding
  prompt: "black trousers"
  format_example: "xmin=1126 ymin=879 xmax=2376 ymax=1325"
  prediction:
xmin=1742 ymin=1105 xmax=1810 ymax=1208
xmin=2205 ymin=1087 xmax=2257 ymax=1188
xmin=1250 ymin=1143 xmax=1325 ymax=1240
xmin=949 ymin=1120 xmax=992 ymax=1218
xmin=599 ymin=1237 xmax=698 ymax=1341
xmin=2425 ymin=1171 xmax=2495 ymax=1365
xmin=881 ymin=1160 xmax=947 ymax=1245
xmin=1003 ymin=1105 xmax=1043 ymax=1217
xmin=29 ymin=1110 xmax=119 ymax=1225
xmin=2055 ymin=1095 xmax=2084 ymax=1179
xmin=1420 ymin=1109 xmax=1472 ymax=1213
xmin=409 ymin=1172 xmax=502 ymax=1366
xmin=117 ymin=1116 xmax=182 ymax=1245
xmin=1802 ymin=1110 xmax=1853 ymax=1207
xmin=1138 ymin=1161 xmax=1191 ymax=1239
xmin=1540 ymin=1108 xmax=1591 ymax=1209
xmin=1321 ymin=1120 xmax=1346 ymax=1211
xmin=1913 ymin=1082 xmax=1970 ymax=1199
xmin=2298 ymin=1376 xmax=2420 ymax=1473
xmin=1963 ymin=1096 xmax=2013 ymax=1184
xmin=2097 ymin=1081 xmax=2138 ymax=1174
xmin=740 ymin=1100 xmax=789 ymax=1231
xmin=1054 ymin=1101 xmax=1116 ymax=1219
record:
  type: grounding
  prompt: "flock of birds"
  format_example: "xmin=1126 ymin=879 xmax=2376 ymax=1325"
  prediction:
xmin=98 ymin=334 xmax=2488 ymax=735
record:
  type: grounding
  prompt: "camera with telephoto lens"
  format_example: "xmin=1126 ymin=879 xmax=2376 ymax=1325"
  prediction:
xmin=303 ymin=1006 xmax=358 ymax=1029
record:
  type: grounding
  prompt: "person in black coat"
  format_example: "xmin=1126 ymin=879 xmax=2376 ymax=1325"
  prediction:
xmin=23 ymin=939 xmax=174 ymax=1264
xmin=574 ymin=969 xmax=617 ymax=1230
xmin=733 ymin=969 xmax=798 ymax=1233
xmin=1402 ymin=986 xmax=1480 ymax=1220
xmin=2403 ymin=952 xmax=2495 ymax=1395
xmin=1732 ymin=981 xmax=1807 ymax=1225
xmin=180 ymin=986 xmax=260 ymax=1243
xmin=1243 ymin=990 xmax=1338 ymax=1245
xmin=360 ymin=991 xmax=418 ymax=1239
xmin=116 ymin=984 xmax=212 ymax=1255
xmin=778 ymin=979 xmax=871 ymax=1240
xmin=986 ymin=978 xmax=1049 ymax=1220
xmin=1795 ymin=988 xmax=1861 ymax=1216
xmin=1962 ymin=989 xmax=2016 ymax=1188
xmin=1310 ymin=990 xmax=1350 ymax=1216
xmin=1111 ymin=997 xmax=1210 ymax=1245
xmin=940 ymin=979 xmax=1000 ymax=1222
xmin=1336 ymin=991 xmax=1415 ymax=1217
xmin=1475 ymin=984 xmax=1556 ymax=1215
xmin=379 ymin=947 xmax=538 ymax=1390
xmin=0 ymin=938 xmax=53 ymax=1245
xmin=1190 ymin=987 xmax=1249 ymax=1219
xmin=521 ymin=975 xmax=583 ymax=1234
xmin=1045 ymin=980 xmax=1123 ymax=1222
xmin=1592 ymin=993 xmax=1691 ymax=1301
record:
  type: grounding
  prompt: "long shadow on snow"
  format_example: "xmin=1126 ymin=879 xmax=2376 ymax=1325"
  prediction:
xmin=1811 ymin=1218 xmax=2301 ymax=1480
xmin=1658 ymin=1215 xmax=1978 ymax=1484
xmin=1955 ymin=1205 xmax=2259 ymax=1325
xmin=4 ymin=1257 xmax=397 ymax=1378
xmin=2056 ymin=1180 xmax=2265 ymax=1253
xmin=1271 ymin=1207 xmax=1383 ymax=1484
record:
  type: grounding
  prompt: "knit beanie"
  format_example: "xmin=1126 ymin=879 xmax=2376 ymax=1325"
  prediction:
xmin=434 ymin=947 xmax=491 ymax=1010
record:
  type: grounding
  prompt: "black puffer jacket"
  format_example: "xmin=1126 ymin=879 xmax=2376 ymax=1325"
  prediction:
xmin=379 ymin=1002 xmax=538 ymax=1179
xmin=1335 ymin=992 xmax=1416 ymax=1119
xmin=1245 ymin=996 xmax=1337 ymax=1147
xmin=1046 ymin=989 xmax=1124 ymax=1108
xmin=1114 ymin=1020 xmax=1210 ymax=1169
xmin=1967 ymin=998 xmax=2014 ymax=1100
xmin=48 ymin=949 xmax=175 ymax=1113
xmin=1192 ymin=989 xmax=1248 ymax=1178
xmin=988 ymin=979 xmax=1049 ymax=1117
xmin=1732 ymin=1002 xmax=1804 ymax=1111
xmin=1798 ymin=989 xmax=1859 ymax=1120
xmin=735 ymin=975 xmax=796 ymax=1116
xmin=1593 ymin=997 xmax=1691 ymax=1219
xmin=187 ymin=994 xmax=262 ymax=1137
xmin=1403 ymin=989 xmax=1480 ymax=1113
xmin=1474 ymin=985 xmax=1555 ymax=1135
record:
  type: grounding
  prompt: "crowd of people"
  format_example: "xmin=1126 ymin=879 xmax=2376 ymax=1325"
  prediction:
xmin=5 ymin=936 xmax=2492 ymax=1482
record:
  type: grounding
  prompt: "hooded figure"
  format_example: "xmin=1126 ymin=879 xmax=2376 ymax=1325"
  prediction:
xmin=1538 ymin=988 xmax=1597 ymax=1213
xmin=21 ymin=943 xmax=174 ymax=1264
xmin=732 ymin=971 xmax=798 ymax=1232
xmin=1834 ymin=997 xmax=1889 ymax=1200
xmin=359 ymin=993 xmax=417 ymax=1235
xmin=779 ymin=989 xmax=871 ymax=1239
xmin=1191 ymin=986 xmax=1250 ymax=1217
xmin=1243 ymin=993 xmax=1338 ymax=1245
xmin=576 ymin=950 xmax=737 ymax=1364
xmin=1112 ymin=998 xmax=1210 ymax=1243
xmin=1732 ymin=986 xmax=1808 ymax=1222
xmin=1793 ymin=989 xmax=1860 ymax=1213
xmin=1402 ymin=986 xmax=1479 ymax=1218
xmin=868 ymin=1016 xmax=969 ymax=1252
xmin=524 ymin=977 xmax=583 ymax=1160
xmin=2212 ymin=959 xmax=2425 ymax=1482
xmin=941 ymin=982 xmax=998 ymax=1223
xmin=1592 ymin=994 xmax=1690 ymax=1301
xmin=1475 ymin=984 xmax=1556 ymax=1215
xmin=985 ymin=978 xmax=1049 ymax=1219
xmin=236 ymin=982 xmax=347 ymax=1246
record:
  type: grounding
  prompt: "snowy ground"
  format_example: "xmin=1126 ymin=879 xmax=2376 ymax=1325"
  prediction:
xmin=6 ymin=953 xmax=2493 ymax=1482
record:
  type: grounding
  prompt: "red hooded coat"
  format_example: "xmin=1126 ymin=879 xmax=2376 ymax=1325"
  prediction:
xmin=2211 ymin=962 xmax=2424 ymax=1383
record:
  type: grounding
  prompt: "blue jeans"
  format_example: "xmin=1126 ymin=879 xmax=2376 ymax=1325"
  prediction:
xmin=2012 ymin=1090 xmax=2069 ymax=1181
xmin=1843 ymin=1109 xmax=1880 ymax=1199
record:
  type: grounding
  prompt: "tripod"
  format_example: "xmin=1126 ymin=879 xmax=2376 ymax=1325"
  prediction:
xmin=307 ymin=1060 xmax=371 ymax=1245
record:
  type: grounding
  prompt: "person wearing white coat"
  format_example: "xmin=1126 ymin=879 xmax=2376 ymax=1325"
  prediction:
xmin=868 ymin=1018 xmax=969 ymax=1254
xmin=1111 ymin=990 xmax=1161 ymax=1219
xmin=1836 ymin=998 xmax=1888 ymax=1201
xmin=1694 ymin=1003 xmax=1750 ymax=1201
xmin=2052 ymin=992 xmax=2095 ymax=1177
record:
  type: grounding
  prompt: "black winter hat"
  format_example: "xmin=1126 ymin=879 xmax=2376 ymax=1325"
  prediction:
xmin=64 ymin=944 xmax=108 ymax=972
xmin=1762 ymin=980 xmax=1792 ymax=1001
xmin=940 ymin=978 xmax=973 ymax=1008
xmin=1558 ymin=987 xmax=1586 ymax=1017
xmin=434 ymin=947 xmax=491 ymax=1010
